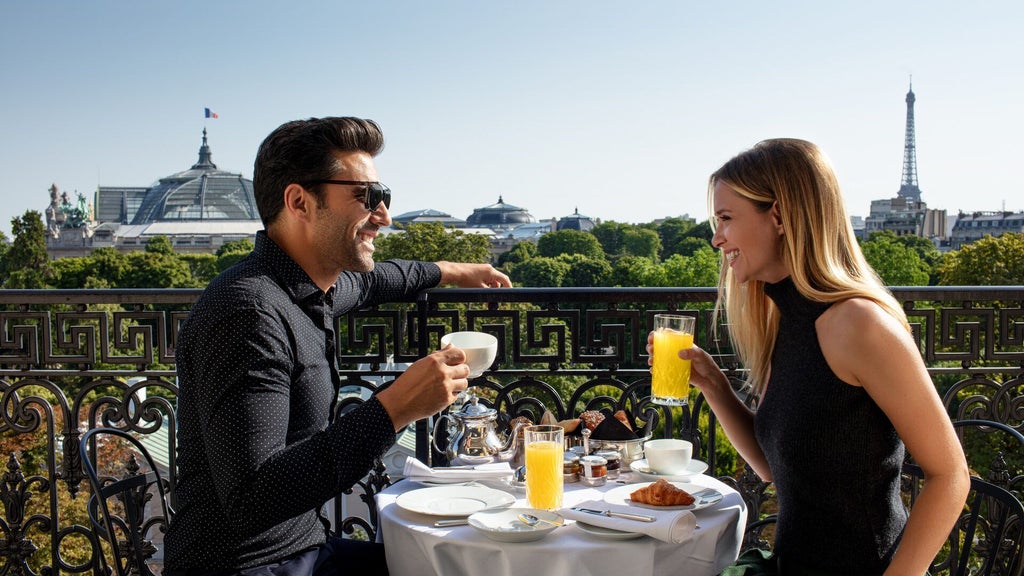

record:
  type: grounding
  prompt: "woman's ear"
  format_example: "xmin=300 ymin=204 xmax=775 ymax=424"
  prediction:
xmin=771 ymin=201 xmax=784 ymax=235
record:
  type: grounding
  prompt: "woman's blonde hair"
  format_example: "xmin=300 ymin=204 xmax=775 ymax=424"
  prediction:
xmin=708 ymin=138 xmax=909 ymax=397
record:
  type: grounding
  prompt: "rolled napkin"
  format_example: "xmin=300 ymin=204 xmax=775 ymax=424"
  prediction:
xmin=560 ymin=499 xmax=696 ymax=543
xmin=402 ymin=456 xmax=514 ymax=484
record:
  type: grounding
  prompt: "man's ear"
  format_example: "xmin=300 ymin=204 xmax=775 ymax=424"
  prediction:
xmin=282 ymin=183 xmax=314 ymax=221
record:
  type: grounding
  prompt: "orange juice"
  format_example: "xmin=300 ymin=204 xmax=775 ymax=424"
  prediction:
xmin=525 ymin=440 xmax=563 ymax=510
xmin=652 ymin=327 xmax=695 ymax=404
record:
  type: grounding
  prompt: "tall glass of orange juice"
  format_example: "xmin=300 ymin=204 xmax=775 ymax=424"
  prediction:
xmin=651 ymin=314 xmax=696 ymax=406
xmin=524 ymin=425 xmax=563 ymax=510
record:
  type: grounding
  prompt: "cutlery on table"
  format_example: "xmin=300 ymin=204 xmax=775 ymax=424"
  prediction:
xmin=517 ymin=513 xmax=562 ymax=527
xmin=434 ymin=518 xmax=468 ymax=527
xmin=571 ymin=507 xmax=655 ymax=522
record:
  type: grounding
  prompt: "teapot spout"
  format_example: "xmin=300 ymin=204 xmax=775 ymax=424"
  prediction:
xmin=498 ymin=420 xmax=528 ymax=464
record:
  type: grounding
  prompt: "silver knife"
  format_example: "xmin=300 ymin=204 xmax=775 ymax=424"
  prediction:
xmin=572 ymin=507 xmax=655 ymax=522
xmin=434 ymin=518 xmax=468 ymax=527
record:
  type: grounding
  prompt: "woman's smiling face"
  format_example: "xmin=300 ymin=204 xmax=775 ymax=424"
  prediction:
xmin=711 ymin=180 xmax=790 ymax=284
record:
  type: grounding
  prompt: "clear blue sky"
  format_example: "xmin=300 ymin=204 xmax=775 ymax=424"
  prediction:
xmin=2 ymin=1 xmax=1021 ymax=239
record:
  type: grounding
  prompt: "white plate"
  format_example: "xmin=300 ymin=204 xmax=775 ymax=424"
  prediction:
xmin=468 ymin=507 xmax=563 ymax=542
xmin=628 ymin=458 xmax=709 ymax=481
xmin=603 ymin=481 xmax=723 ymax=511
xmin=395 ymin=485 xmax=516 ymax=517
xmin=574 ymin=521 xmax=645 ymax=540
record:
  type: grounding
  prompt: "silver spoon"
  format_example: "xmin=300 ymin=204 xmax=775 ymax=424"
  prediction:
xmin=517 ymin=513 xmax=561 ymax=527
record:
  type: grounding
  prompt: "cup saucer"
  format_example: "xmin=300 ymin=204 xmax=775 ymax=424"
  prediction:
xmin=628 ymin=458 xmax=708 ymax=481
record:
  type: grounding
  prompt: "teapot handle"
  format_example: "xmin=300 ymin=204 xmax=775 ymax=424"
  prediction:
xmin=431 ymin=413 xmax=456 ymax=454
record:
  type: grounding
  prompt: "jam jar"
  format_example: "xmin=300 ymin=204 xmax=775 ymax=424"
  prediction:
xmin=563 ymin=451 xmax=580 ymax=483
xmin=579 ymin=455 xmax=608 ymax=486
xmin=594 ymin=449 xmax=622 ymax=480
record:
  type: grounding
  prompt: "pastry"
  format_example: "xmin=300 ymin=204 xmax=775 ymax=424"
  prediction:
xmin=556 ymin=418 xmax=581 ymax=434
xmin=507 ymin=416 xmax=533 ymax=438
xmin=629 ymin=478 xmax=695 ymax=506
xmin=580 ymin=410 xmax=605 ymax=431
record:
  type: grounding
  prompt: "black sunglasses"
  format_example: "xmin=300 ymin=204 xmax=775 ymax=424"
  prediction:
xmin=302 ymin=179 xmax=391 ymax=211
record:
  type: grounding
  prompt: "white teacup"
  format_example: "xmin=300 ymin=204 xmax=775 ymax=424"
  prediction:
xmin=643 ymin=438 xmax=693 ymax=475
xmin=440 ymin=331 xmax=498 ymax=377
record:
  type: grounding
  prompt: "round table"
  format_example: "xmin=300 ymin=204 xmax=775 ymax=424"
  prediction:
xmin=376 ymin=470 xmax=747 ymax=576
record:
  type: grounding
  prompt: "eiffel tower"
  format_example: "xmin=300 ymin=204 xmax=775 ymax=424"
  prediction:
xmin=897 ymin=78 xmax=923 ymax=203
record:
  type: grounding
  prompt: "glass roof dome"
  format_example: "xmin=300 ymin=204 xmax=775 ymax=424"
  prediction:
xmin=466 ymin=196 xmax=535 ymax=230
xmin=130 ymin=129 xmax=257 ymax=224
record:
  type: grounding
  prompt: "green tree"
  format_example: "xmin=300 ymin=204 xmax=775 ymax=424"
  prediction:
xmin=3 ymin=210 xmax=53 ymax=288
xmin=145 ymin=235 xmax=174 ymax=254
xmin=374 ymin=222 xmax=492 ymax=263
xmin=657 ymin=217 xmax=698 ymax=259
xmin=866 ymin=231 xmax=941 ymax=284
xmin=121 ymin=251 xmax=194 ymax=288
xmin=51 ymin=247 xmax=129 ymax=288
xmin=554 ymin=253 xmax=612 ymax=287
xmin=860 ymin=234 xmax=930 ymax=286
xmin=590 ymin=221 xmax=630 ymax=259
xmin=609 ymin=255 xmax=664 ymax=287
xmin=686 ymin=220 xmax=714 ymax=244
xmin=662 ymin=247 xmax=720 ymax=287
xmin=621 ymin=227 xmax=661 ymax=262
xmin=675 ymin=236 xmax=713 ymax=257
xmin=537 ymin=229 xmax=605 ymax=260
xmin=180 ymin=253 xmax=219 ymax=284
xmin=509 ymin=257 xmax=570 ymax=287
xmin=0 ymin=230 xmax=9 ymax=264
xmin=496 ymin=241 xmax=537 ymax=272
xmin=216 ymin=238 xmax=255 ymax=257
xmin=938 ymin=233 xmax=1024 ymax=286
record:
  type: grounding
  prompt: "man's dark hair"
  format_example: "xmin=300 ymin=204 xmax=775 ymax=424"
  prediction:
xmin=253 ymin=117 xmax=385 ymax=226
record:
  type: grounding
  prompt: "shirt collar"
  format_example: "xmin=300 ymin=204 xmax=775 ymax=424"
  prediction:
xmin=253 ymin=230 xmax=325 ymax=303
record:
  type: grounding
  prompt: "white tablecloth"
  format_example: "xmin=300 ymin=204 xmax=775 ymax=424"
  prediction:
xmin=376 ymin=472 xmax=747 ymax=576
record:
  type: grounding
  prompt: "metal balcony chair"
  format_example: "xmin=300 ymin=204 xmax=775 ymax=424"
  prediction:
xmin=903 ymin=418 xmax=1024 ymax=576
xmin=80 ymin=427 xmax=174 ymax=576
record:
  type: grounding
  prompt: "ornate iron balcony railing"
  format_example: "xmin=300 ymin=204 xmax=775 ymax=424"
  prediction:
xmin=0 ymin=286 xmax=1021 ymax=576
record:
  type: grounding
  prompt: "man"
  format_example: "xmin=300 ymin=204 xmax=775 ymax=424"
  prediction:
xmin=164 ymin=117 xmax=510 ymax=576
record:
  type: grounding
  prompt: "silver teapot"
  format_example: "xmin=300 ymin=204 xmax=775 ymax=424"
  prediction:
xmin=432 ymin=395 xmax=524 ymax=464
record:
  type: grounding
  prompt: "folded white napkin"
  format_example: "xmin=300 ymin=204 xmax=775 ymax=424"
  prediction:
xmin=560 ymin=499 xmax=696 ymax=543
xmin=401 ymin=456 xmax=514 ymax=483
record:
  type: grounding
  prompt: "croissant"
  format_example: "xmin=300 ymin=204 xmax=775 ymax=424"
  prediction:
xmin=629 ymin=478 xmax=695 ymax=506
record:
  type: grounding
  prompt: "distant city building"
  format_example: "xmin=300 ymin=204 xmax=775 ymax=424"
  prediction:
xmin=465 ymin=196 xmax=536 ymax=234
xmin=390 ymin=208 xmax=467 ymax=229
xmin=45 ymin=130 xmax=261 ymax=258
xmin=862 ymin=81 xmax=948 ymax=243
xmin=556 ymin=208 xmax=598 ymax=232
xmin=949 ymin=211 xmax=1024 ymax=249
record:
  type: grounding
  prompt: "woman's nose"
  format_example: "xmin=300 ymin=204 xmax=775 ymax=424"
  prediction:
xmin=711 ymin=226 xmax=725 ymax=248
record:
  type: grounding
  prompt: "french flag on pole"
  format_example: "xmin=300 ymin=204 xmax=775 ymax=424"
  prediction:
xmin=204 ymin=108 xmax=219 ymax=119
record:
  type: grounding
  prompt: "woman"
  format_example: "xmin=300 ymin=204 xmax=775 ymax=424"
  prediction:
xmin=671 ymin=139 xmax=969 ymax=574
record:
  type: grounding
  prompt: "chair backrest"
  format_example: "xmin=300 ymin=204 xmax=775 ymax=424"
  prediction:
xmin=903 ymin=418 xmax=1024 ymax=576
xmin=80 ymin=427 xmax=173 ymax=576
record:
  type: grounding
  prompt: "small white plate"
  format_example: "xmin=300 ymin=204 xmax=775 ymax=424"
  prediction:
xmin=396 ymin=485 xmax=516 ymax=517
xmin=629 ymin=458 xmax=709 ymax=481
xmin=603 ymin=481 xmax=723 ymax=511
xmin=468 ymin=507 xmax=563 ymax=542
xmin=574 ymin=521 xmax=645 ymax=540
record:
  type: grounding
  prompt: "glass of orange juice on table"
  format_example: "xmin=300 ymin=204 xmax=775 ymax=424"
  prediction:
xmin=524 ymin=425 xmax=563 ymax=510
xmin=652 ymin=314 xmax=696 ymax=406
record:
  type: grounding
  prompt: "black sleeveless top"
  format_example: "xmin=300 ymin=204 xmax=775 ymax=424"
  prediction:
xmin=754 ymin=277 xmax=906 ymax=572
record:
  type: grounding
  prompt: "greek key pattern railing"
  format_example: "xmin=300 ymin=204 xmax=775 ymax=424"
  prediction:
xmin=0 ymin=286 xmax=1021 ymax=576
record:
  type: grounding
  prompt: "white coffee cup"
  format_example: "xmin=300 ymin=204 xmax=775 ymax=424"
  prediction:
xmin=440 ymin=331 xmax=498 ymax=378
xmin=643 ymin=438 xmax=693 ymax=475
